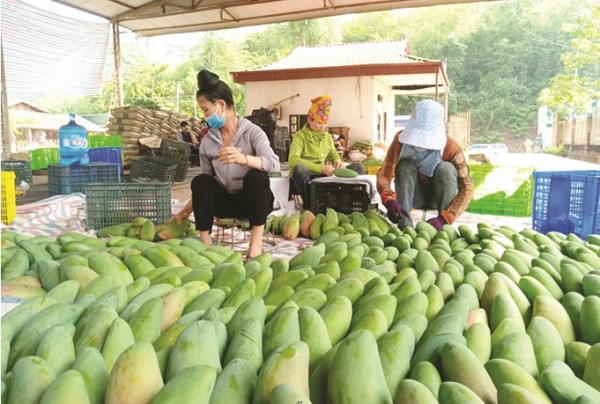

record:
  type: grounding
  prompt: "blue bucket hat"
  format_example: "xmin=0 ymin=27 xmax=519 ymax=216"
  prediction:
xmin=399 ymin=99 xmax=446 ymax=150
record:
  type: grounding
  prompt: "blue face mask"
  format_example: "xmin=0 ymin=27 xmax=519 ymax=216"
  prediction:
xmin=205 ymin=105 xmax=225 ymax=129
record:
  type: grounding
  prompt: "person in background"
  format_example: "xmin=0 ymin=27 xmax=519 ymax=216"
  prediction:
xmin=199 ymin=118 xmax=210 ymax=141
xmin=172 ymin=69 xmax=280 ymax=259
xmin=288 ymin=95 xmax=365 ymax=206
xmin=177 ymin=120 xmax=200 ymax=155
xmin=376 ymin=99 xmax=473 ymax=230
xmin=524 ymin=137 xmax=533 ymax=153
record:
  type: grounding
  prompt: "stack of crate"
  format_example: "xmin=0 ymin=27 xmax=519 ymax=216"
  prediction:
xmin=48 ymin=163 xmax=121 ymax=196
xmin=130 ymin=138 xmax=190 ymax=183
xmin=1 ymin=171 xmax=16 ymax=224
xmin=1 ymin=160 xmax=33 ymax=186
xmin=274 ymin=126 xmax=290 ymax=163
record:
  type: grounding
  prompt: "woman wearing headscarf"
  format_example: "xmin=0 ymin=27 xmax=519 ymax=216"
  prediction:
xmin=173 ymin=69 xmax=280 ymax=259
xmin=289 ymin=95 xmax=365 ymax=206
xmin=376 ymin=99 xmax=473 ymax=230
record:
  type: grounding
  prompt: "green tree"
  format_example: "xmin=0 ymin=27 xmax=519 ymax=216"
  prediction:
xmin=189 ymin=33 xmax=249 ymax=116
xmin=341 ymin=12 xmax=401 ymax=43
xmin=120 ymin=58 xmax=177 ymax=110
xmin=244 ymin=18 xmax=342 ymax=68
xmin=437 ymin=0 xmax=574 ymax=140
xmin=539 ymin=1 xmax=600 ymax=119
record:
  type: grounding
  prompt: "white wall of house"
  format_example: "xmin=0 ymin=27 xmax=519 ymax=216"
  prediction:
xmin=372 ymin=77 xmax=397 ymax=145
xmin=243 ymin=76 xmax=396 ymax=145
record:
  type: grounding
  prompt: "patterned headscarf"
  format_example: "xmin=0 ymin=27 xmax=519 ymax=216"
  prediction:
xmin=308 ymin=95 xmax=332 ymax=124
xmin=399 ymin=99 xmax=446 ymax=150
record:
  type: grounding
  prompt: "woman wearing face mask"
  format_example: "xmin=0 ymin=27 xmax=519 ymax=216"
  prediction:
xmin=172 ymin=69 xmax=280 ymax=259
xmin=376 ymin=99 xmax=473 ymax=230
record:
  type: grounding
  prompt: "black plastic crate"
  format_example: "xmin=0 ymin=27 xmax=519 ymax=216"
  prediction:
xmin=163 ymin=156 xmax=189 ymax=182
xmin=275 ymin=148 xmax=288 ymax=163
xmin=309 ymin=181 xmax=373 ymax=214
xmin=48 ymin=163 xmax=121 ymax=196
xmin=85 ymin=182 xmax=172 ymax=229
xmin=159 ymin=138 xmax=191 ymax=161
xmin=1 ymin=160 xmax=33 ymax=185
xmin=130 ymin=156 xmax=178 ymax=182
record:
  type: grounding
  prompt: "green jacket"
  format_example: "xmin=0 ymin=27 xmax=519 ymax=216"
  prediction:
xmin=288 ymin=125 xmax=341 ymax=175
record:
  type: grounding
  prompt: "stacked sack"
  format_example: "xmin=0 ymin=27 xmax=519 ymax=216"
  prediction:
xmin=106 ymin=107 xmax=202 ymax=168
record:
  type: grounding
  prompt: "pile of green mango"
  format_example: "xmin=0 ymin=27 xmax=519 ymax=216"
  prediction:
xmin=1 ymin=214 xmax=599 ymax=403
xmin=96 ymin=217 xmax=197 ymax=241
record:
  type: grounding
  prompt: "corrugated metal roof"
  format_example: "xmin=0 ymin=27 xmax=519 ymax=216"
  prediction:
xmin=258 ymin=40 xmax=414 ymax=70
xmin=232 ymin=41 xmax=449 ymax=96
xmin=52 ymin=0 xmax=495 ymax=37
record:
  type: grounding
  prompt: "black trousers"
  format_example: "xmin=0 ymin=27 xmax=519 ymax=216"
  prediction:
xmin=191 ymin=170 xmax=275 ymax=232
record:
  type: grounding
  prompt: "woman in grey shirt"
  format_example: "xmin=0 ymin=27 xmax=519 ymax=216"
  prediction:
xmin=173 ymin=69 xmax=280 ymax=258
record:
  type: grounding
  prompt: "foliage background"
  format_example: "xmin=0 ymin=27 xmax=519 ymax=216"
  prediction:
xmin=34 ymin=0 xmax=598 ymax=146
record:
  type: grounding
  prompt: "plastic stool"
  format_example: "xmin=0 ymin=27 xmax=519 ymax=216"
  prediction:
xmin=214 ymin=217 xmax=276 ymax=248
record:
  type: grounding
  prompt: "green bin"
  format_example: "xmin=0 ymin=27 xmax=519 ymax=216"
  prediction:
xmin=29 ymin=148 xmax=60 ymax=170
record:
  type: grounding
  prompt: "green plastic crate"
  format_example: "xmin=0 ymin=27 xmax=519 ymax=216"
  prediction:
xmin=29 ymin=148 xmax=59 ymax=170
xmin=89 ymin=134 xmax=123 ymax=149
xmin=85 ymin=181 xmax=171 ymax=229
xmin=466 ymin=164 xmax=533 ymax=217
xmin=130 ymin=156 xmax=178 ymax=183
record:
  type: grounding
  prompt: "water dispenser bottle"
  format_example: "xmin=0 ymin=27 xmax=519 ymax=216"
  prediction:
xmin=59 ymin=114 xmax=89 ymax=165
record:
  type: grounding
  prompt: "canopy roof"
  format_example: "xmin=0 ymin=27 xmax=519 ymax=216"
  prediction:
xmin=54 ymin=0 xmax=493 ymax=37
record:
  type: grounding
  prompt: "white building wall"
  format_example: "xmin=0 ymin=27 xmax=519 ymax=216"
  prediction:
xmin=372 ymin=77 xmax=397 ymax=145
xmin=243 ymin=76 xmax=381 ymax=145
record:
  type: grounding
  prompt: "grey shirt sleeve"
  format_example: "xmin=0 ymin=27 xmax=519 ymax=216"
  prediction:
xmin=249 ymin=125 xmax=280 ymax=173
xmin=199 ymin=141 xmax=214 ymax=176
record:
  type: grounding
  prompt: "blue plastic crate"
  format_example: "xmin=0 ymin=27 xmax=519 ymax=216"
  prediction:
xmin=88 ymin=147 xmax=123 ymax=173
xmin=532 ymin=170 xmax=600 ymax=239
xmin=48 ymin=163 xmax=121 ymax=196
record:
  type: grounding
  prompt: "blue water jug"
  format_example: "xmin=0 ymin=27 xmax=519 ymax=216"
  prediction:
xmin=59 ymin=114 xmax=89 ymax=165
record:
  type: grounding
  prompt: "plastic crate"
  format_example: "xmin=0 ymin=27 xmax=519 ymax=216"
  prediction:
xmin=275 ymin=148 xmax=288 ymax=164
xmin=1 ymin=160 xmax=33 ymax=185
xmin=85 ymin=182 xmax=172 ymax=229
xmin=48 ymin=163 xmax=121 ymax=196
xmin=130 ymin=156 xmax=178 ymax=182
xmin=274 ymin=136 xmax=290 ymax=152
xmin=1 ymin=172 xmax=16 ymax=224
xmin=273 ymin=127 xmax=290 ymax=163
xmin=309 ymin=181 xmax=374 ymax=214
xmin=466 ymin=164 xmax=533 ymax=217
xmin=138 ymin=143 xmax=159 ymax=156
xmin=364 ymin=165 xmax=381 ymax=175
xmin=532 ymin=170 xmax=600 ymax=238
xmin=159 ymin=138 xmax=191 ymax=160
xmin=88 ymin=147 xmax=123 ymax=173
xmin=163 ymin=156 xmax=188 ymax=182
xmin=29 ymin=148 xmax=59 ymax=170
xmin=88 ymin=134 xmax=122 ymax=148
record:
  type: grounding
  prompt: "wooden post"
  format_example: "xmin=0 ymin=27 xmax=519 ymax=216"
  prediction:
xmin=1 ymin=40 xmax=12 ymax=160
xmin=113 ymin=23 xmax=123 ymax=108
